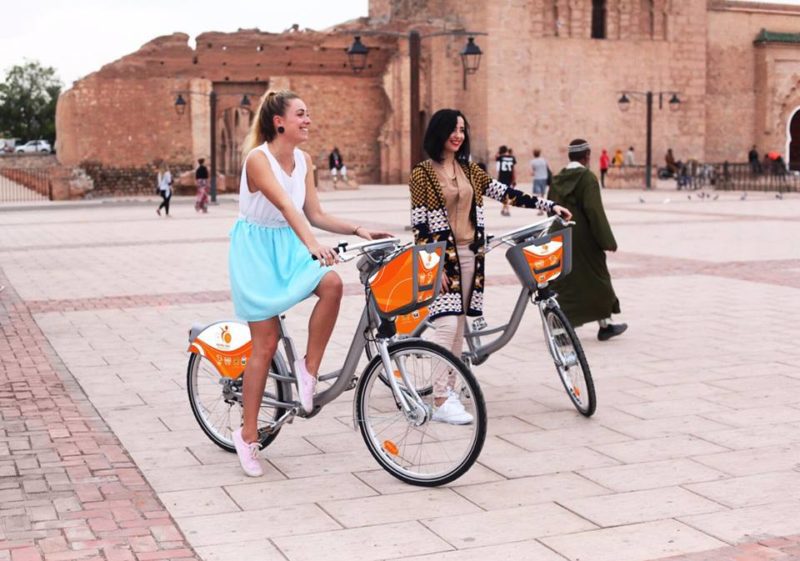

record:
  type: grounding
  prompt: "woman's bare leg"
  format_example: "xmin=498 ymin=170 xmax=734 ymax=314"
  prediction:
xmin=241 ymin=317 xmax=280 ymax=443
xmin=304 ymin=271 xmax=343 ymax=375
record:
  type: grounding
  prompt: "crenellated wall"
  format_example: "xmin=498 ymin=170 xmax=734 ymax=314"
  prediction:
xmin=55 ymin=29 xmax=396 ymax=189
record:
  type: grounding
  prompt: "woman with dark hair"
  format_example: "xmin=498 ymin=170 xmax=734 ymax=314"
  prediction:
xmin=409 ymin=109 xmax=571 ymax=424
xmin=229 ymin=90 xmax=391 ymax=477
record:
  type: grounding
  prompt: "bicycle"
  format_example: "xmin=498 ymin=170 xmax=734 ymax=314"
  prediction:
xmin=185 ymin=237 xmax=487 ymax=486
xmin=401 ymin=215 xmax=596 ymax=416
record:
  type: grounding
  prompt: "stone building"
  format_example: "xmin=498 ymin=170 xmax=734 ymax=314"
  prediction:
xmin=55 ymin=0 xmax=800 ymax=195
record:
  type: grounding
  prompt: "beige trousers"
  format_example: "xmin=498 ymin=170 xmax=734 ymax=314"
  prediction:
xmin=432 ymin=243 xmax=475 ymax=398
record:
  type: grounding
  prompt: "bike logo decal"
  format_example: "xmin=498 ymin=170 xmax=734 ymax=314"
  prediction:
xmin=219 ymin=325 xmax=232 ymax=347
xmin=418 ymin=250 xmax=440 ymax=269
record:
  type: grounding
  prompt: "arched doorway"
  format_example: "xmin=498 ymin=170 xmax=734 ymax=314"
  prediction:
xmin=788 ymin=106 xmax=800 ymax=172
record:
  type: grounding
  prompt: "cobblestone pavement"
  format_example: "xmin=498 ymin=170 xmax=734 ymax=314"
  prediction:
xmin=2 ymin=187 xmax=800 ymax=561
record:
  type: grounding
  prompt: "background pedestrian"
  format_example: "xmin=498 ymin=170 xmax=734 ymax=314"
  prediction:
xmin=547 ymin=138 xmax=627 ymax=341
xmin=156 ymin=162 xmax=172 ymax=217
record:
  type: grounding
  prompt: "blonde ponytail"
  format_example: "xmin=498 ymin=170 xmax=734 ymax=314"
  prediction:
xmin=241 ymin=89 xmax=300 ymax=159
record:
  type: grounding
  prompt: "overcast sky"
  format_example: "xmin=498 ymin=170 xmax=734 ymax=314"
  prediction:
xmin=2 ymin=0 xmax=796 ymax=87
xmin=1 ymin=0 xmax=369 ymax=86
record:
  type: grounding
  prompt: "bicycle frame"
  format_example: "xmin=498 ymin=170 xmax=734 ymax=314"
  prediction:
xmin=410 ymin=216 xmax=573 ymax=368
xmin=188 ymin=237 xmax=439 ymax=434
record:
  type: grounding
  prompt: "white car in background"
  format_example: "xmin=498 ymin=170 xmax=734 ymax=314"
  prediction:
xmin=15 ymin=140 xmax=52 ymax=154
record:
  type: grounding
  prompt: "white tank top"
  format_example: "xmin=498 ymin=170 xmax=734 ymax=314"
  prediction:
xmin=238 ymin=143 xmax=307 ymax=226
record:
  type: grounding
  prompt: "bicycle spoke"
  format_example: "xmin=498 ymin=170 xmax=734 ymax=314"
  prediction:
xmin=544 ymin=307 xmax=596 ymax=416
xmin=188 ymin=354 xmax=289 ymax=451
xmin=357 ymin=341 xmax=486 ymax=486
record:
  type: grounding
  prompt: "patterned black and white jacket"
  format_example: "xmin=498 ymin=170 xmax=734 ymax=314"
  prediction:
xmin=410 ymin=159 xmax=554 ymax=320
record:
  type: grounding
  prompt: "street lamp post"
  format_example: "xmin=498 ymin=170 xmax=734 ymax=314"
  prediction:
xmin=174 ymin=90 xmax=252 ymax=202
xmin=347 ymin=30 xmax=485 ymax=167
xmin=209 ymin=91 xmax=217 ymax=202
xmin=618 ymin=90 xmax=681 ymax=189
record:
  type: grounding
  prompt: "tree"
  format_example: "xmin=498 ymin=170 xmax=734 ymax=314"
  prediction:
xmin=0 ymin=61 xmax=62 ymax=144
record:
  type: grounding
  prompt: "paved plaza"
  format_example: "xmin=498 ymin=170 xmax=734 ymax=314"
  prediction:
xmin=1 ymin=185 xmax=800 ymax=561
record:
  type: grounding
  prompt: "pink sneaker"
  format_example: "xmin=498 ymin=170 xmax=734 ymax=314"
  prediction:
xmin=232 ymin=428 xmax=263 ymax=477
xmin=294 ymin=359 xmax=317 ymax=413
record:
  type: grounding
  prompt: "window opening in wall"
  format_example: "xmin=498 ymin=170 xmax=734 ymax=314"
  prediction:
xmin=553 ymin=2 xmax=560 ymax=37
xmin=592 ymin=0 xmax=607 ymax=39
xmin=641 ymin=0 xmax=655 ymax=39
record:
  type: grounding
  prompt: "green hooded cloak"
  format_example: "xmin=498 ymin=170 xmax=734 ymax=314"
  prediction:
xmin=547 ymin=165 xmax=621 ymax=326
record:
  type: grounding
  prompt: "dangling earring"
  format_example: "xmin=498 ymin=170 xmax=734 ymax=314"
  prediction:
xmin=277 ymin=126 xmax=285 ymax=134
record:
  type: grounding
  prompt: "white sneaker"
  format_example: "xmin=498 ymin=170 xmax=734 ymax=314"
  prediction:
xmin=432 ymin=392 xmax=473 ymax=425
xmin=294 ymin=359 xmax=317 ymax=413
xmin=232 ymin=428 xmax=263 ymax=477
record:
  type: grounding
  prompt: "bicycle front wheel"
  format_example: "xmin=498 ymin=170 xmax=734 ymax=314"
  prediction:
xmin=543 ymin=306 xmax=596 ymax=416
xmin=355 ymin=340 xmax=487 ymax=486
xmin=187 ymin=353 xmax=289 ymax=452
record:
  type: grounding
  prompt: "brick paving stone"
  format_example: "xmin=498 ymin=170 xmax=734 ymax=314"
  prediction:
xmin=0 ymin=273 xmax=200 ymax=560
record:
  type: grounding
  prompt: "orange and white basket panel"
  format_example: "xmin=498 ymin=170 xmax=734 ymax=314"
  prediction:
xmin=522 ymin=235 xmax=564 ymax=284
xmin=369 ymin=247 xmax=442 ymax=316
xmin=188 ymin=322 xmax=252 ymax=379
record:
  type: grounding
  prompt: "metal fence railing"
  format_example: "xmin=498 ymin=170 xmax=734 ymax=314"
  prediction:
xmin=606 ymin=161 xmax=798 ymax=192
xmin=0 ymin=168 xmax=53 ymax=202
xmin=706 ymin=162 xmax=798 ymax=192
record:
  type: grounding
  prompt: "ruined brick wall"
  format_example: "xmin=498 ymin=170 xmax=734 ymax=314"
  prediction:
xmin=80 ymin=162 xmax=193 ymax=198
xmin=0 ymin=154 xmax=59 ymax=169
xmin=57 ymin=76 xmax=195 ymax=168
xmin=56 ymin=30 xmax=394 ymax=191
xmin=705 ymin=3 xmax=800 ymax=162
xmin=283 ymin=74 xmax=390 ymax=183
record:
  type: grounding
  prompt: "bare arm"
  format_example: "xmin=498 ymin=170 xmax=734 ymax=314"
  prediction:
xmin=302 ymin=152 xmax=392 ymax=240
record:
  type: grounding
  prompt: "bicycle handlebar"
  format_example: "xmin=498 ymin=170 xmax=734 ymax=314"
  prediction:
xmin=310 ymin=237 xmax=404 ymax=262
xmin=485 ymin=215 xmax=574 ymax=251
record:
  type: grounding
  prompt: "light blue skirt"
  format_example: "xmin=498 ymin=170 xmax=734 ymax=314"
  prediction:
xmin=229 ymin=220 xmax=330 ymax=322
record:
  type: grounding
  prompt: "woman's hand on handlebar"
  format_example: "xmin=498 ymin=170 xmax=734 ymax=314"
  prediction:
xmin=552 ymin=205 xmax=572 ymax=221
xmin=355 ymin=227 xmax=394 ymax=241
xmin=309 ymin=243 xmax=340 ymax=266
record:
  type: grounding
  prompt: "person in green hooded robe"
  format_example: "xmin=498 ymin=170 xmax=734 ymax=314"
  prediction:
xmin=548 ymin=139 xmax=627 ymax=341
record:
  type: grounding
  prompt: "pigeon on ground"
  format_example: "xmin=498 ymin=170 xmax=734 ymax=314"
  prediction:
xmin=639 ymin=196 xmax=645 ymax=203
xmin=740 ymin=193 xmax=747 ymax=200
xmin=713 ymin=194 xmax=719 ymax=200
xmin=776 ymin=192 xmax=784 ymax=200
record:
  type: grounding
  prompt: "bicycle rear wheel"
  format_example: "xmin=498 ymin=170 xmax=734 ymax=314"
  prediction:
xmin=543 ymin=306 xmax=596 ymax=416
xmin=355 ymin=339 xmax=487 ymax=486
xmin=187 ymin=353 xmax=289 ymax=451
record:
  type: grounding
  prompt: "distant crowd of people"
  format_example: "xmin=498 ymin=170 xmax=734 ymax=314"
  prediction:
xmin=155 ymin=141 xmax=790 ymax=220
xmin=748 ymin=145 xmax=788 ymax=176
